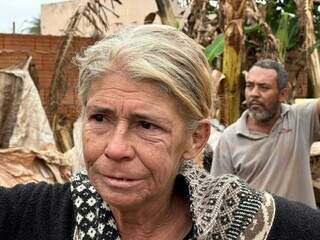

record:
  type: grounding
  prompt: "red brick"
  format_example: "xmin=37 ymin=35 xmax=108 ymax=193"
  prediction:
xmin=0 ymin=33 xmax=92 ymax=118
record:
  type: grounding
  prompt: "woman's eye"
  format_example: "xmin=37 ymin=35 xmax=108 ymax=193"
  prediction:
xmin=92 ymin=114 xmax=104 ymax=122
xmin=140 ymin=121 xmax=153 ymax=130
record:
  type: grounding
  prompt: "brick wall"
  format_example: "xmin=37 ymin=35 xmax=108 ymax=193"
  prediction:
xmin=0 ymin=33 xmax=94 ymax=119
xmin=0 ymin=34 xmax=310 ymax=124
xmin=286 ymin=50 xmax=309 ymax=99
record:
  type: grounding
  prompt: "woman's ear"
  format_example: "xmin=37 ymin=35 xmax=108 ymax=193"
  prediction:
xmin=182 ymin=119 xmax=211 ymax=160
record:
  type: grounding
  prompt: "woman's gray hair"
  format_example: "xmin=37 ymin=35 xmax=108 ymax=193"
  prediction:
xmin=76 ymin=24 xmax=213 ymax=127
xmin=253 ymin=59 xmax=288 ymax=90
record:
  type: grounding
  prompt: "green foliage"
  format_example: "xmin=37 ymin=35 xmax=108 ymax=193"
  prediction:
xmin=265 ymin=0 xmax=297 ymax=32
xmin=314 ymin=40 xmax=320 ymax=49
xmin=203 ymin=1 xmax=318 ymax=65
xmin=22 ymin=17 xmax=41 ymax=34
xmin=175 ymin=21 xmax=180 ymax=30
xmin=244 ymin=24 xmax=266 ymax=41
xmin=314 ymin=2 xmax=320 ymax=40
xmin=262 ymin=0 xmax=300 ymax=60
xmin=286 ymin=15 xmax=299 ymax=49
xmin=204 ymin=33 xmax=224 ymax=64
xmin=275 ymin=12 xmax=299 ymax=60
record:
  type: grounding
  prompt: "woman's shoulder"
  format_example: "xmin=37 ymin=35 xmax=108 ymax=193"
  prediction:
xmin=0 ymin=182 xmax=74 ymax=240
xmin=0 ymin=181 xmax=71 ymax=200
xmin=267 ymin=195 xmax=320 ymax=240
xmin=179 ymin=161 xmax=275 ymax=239
xmin=181 ymin=162 xmax=320 ymax=240
xmin=0 ymin=181 xmax=72 ymax=218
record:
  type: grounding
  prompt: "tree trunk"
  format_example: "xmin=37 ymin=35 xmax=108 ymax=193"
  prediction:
xmin=219 ymin=0 xmax=246 ymax=125
xmin=294 ymin=0 xmax=320 ymax=97
xmin=155 ymin=0 xmax=178 ymax=27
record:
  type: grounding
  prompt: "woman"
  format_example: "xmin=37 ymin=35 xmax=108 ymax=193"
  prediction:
xmin=0 ymin=25 xmax=319 ymax=240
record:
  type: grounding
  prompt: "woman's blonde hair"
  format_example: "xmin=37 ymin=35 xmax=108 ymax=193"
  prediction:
xmin=76 ymin=24 xmax=212 ymax=127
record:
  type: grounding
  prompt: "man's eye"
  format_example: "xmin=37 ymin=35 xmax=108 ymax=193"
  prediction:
xmin=260 ymin=86 xmax=269 ymax=90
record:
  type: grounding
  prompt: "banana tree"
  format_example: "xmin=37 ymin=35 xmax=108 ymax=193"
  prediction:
xmin=155 ymin=0 xmax=178 ymax=27
xmin=294 ymin=0 xmax=320 ymax=97
xmin=22 ymin=17 xmax=41 ymax=34
xmin=219 ymin=0 xmax=247 ymax=125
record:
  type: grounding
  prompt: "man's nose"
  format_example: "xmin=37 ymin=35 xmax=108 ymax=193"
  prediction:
xmin=104 ymin=123 xmax=134 ymax=161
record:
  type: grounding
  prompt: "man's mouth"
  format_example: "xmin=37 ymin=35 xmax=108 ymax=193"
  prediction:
xmin=249 ymin=100 xmax=261 ymax=105
xmin=248 ymin=100 xmax=263 ymax=108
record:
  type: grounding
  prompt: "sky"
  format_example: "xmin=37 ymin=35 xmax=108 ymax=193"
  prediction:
xmin=0 ymin=0 xmax=64 ymax=33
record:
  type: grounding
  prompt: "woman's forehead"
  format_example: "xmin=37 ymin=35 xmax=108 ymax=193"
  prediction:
xmin=85 ymin=74 xmax=185 ymax=118
xmin=87 ymin=73 xmax=170 ymax=100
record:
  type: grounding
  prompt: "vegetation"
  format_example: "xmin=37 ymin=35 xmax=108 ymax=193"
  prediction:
xmin=189 ymin=0 xmax=320 ymax=124
xmin=22 ymin=17 xmax=41 ymax=34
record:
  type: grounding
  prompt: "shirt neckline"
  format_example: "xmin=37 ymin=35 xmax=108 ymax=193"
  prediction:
xmin=236 ymin=103 xmax=290 ymax=139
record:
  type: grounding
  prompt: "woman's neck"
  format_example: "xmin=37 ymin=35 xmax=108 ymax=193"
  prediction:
xmin=110 ymin=192 xmax=192 ymax=240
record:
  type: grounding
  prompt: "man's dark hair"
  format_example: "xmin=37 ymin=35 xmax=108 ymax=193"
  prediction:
xmin=253 ymin=59 xmax=288 ymax=90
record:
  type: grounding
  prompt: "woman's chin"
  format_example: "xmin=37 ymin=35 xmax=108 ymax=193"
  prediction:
xmin=102 ymin=191 xmax=149 ymax=210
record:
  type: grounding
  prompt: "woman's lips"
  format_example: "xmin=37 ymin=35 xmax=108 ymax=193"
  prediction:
xmin=102 ymin=175 xmax=142 ymax=188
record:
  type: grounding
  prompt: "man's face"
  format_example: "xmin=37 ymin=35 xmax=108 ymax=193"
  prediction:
xmin=245 ymin=66 xmax=283 ymax=122
xmin=82 ymin=73 xmax=193 ymax=209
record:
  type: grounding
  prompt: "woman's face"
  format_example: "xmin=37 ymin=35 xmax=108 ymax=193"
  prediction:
xmin=82 ymin=73 xmax=194 ymax=209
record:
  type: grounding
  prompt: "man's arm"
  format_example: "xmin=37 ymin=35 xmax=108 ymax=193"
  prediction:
xmin=293 ymin=100 xmax=320 ymax=141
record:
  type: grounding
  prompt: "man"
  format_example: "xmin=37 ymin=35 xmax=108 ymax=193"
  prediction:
xmin=211 ymin=59 xmax=320 ymax=208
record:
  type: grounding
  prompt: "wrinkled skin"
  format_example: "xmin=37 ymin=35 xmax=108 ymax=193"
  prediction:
xmin=82 ymin=73 xmax=202 ymax=210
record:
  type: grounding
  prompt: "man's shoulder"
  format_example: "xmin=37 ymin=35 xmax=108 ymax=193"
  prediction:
xmin=220 ymin=120 xmax=240 ymax=136
xmin=284 ymin=100 xmax=317 ymax=114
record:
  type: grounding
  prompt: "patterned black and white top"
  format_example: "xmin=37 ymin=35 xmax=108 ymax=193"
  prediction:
xmin=70 ymin=160 xmax=275 ymax=240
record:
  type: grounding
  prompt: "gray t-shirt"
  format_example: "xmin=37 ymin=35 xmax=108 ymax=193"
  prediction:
xmin=211 ymin=101 xmax=320 ymax=208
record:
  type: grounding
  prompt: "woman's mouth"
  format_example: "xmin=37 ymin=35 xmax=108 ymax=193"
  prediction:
xmin=102 ymin=175 xmax=142 ymax=188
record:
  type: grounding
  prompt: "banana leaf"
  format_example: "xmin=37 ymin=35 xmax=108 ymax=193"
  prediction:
xmin=276 ymin=12 xmax=290 ymax=60
xmin=313 ymin=40 xmax=320 ymax=50
xmin=205 ymin=33 xmax=224 ymax=64
xmin=275 ymin=12 xmax=300 ymax=60
xmin=287 ymin=16 xmax=299 ymax=50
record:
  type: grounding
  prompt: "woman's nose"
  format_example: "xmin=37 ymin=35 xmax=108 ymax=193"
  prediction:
xmin=104 ymin=123 xmax=135 ymax=161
